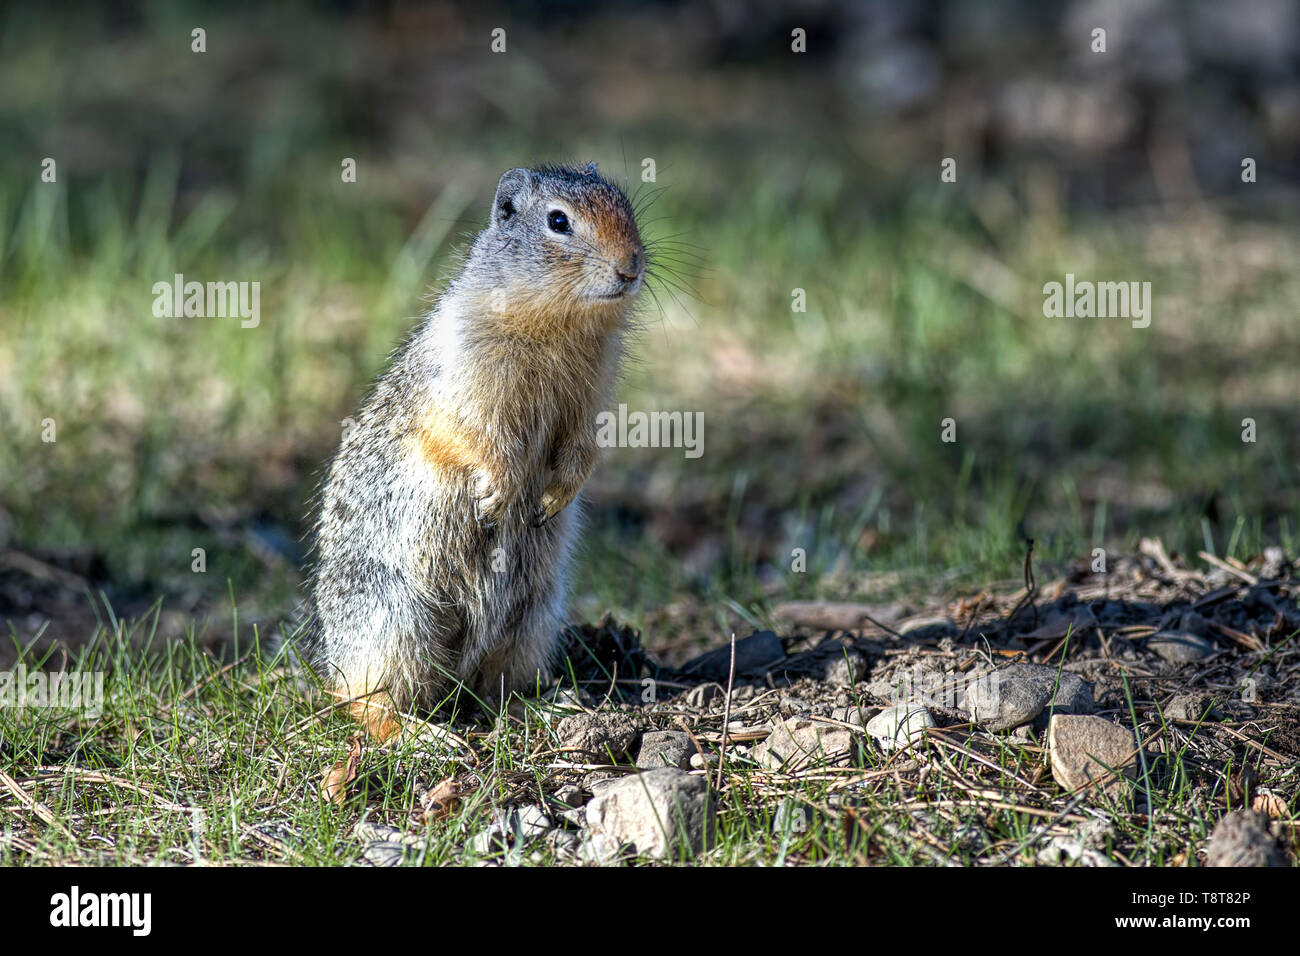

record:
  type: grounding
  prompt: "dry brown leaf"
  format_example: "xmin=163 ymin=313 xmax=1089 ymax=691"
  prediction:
xmin=320 ymin=735 xmax=363 ymax=805
xmin=1252 ymin=792 xmax=1289 ymax=820
xmin=418 ymin=777 xmax=461 ymax=822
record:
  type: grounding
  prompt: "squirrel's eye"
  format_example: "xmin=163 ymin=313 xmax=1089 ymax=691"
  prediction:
xmin=499 ymin=200 xmax=515 ymax=220
xmin=547 ymin=210 xmax=571 ymax=234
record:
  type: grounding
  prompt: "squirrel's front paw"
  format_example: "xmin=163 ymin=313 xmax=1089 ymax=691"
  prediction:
xmin=533 ymin=484 xmax=578 ymax=528
xmin=472 ymin=473 xmax=509 ymax=527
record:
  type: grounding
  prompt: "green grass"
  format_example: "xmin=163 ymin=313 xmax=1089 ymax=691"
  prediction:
xmin=2 ymin=613 xmax=1277 ymax=866
xmin=4 ymin=147 xmax=1298 ymax=691
xmin=8 ymin=154 xmax=1296 ymax=626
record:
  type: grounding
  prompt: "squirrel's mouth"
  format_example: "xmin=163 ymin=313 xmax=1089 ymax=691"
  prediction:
xmin=592 ymin=276 xmax=643 ymax=301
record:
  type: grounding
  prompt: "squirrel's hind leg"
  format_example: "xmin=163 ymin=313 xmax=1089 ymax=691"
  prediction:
xmin=319 ymin=656 xmax=405 ymax=741
xmin=467 ymin=568 xmax=570 ymax=708
xmin=321 ymin=606 xmax=457 ymax=741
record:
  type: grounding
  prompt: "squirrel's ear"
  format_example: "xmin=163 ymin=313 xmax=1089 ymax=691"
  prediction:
xmin=492 ymin=168 xmax=532 ymax=225
xmin=583 ymin=161 xmax=598 ymax=174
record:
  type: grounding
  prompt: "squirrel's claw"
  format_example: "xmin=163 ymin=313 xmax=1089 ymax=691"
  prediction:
xmin=472 ymin=472 xmax=509 ymax=526
xmin=533 ymin=485 xmax=574 ymax=528
xmin=473 ymin=491 xmax=507 ymax=527
xmin=473 ymin=499 xmax=498 ymax=528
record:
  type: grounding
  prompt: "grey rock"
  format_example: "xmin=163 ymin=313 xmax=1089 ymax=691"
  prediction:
xmin=560 ymin=806 xmax=587 ymax=829
xmin=865 ymin=704 xmax=934 ymax=752
xmin=352 ymin=822 xmax=406 ymax=844
xmin=1205 ymin=810 xmax=1287 ymax=867
xmin=467 ymin=806 xmax=551 ymax=854
xmin=587 ymin=775 xmax=625 ymax=797
xmin=1006 ymin=664 xmax=1095 ymax=716
xmin=831 ymin=704 xmax=869 ymax=726
xmin=577 ymin=832 xmax=626 ymax=865
xmin=636 ymin=730 xmax=696 ymax=770
xmin=824 ymin=650 xmax=868 ymax=686
xmin=545 ymin=829 xmax=580 ymax=858
xmin=556 ymin=712 xmax=641 ymax=762
xmin=1146 ymin=631 xmax=1215 ymax=664
xmin=681 ymin=630 xmax=784 ymax=681
xmin=966 ymin=670 xmax=1053 ymax=732
xmin=1035 ymin=837 xmax=1116 ymax=867
xmin=514 ymin=805 xmax=552 ymax=839
xmin=752 ymin=717 xmax=860 ymax=770
xmin=1164 ymin=694 xmax=1215 ymax=722
xmin=1048 ymin=715 xmax=1141 ymax=797
xmin=466 ymin=817 xmax=507 ymax=855
xmin=361 ymin=842 xmax=407 ymax=867
xmin=965 ymin=663 xmax=1095 ymax=731
xmin=551 ymin=784 xmax=586 ymax=809
xmin=584 ymin=767 xmax=716 ymax=860
xmin=466 ymin=829 xmax=499 ymax=855
xmin=354 ymin=821 xmax=425 ymax=866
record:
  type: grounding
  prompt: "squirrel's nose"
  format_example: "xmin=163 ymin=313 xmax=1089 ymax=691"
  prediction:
xmin=615 ymin=251 xmax=642 ymax=283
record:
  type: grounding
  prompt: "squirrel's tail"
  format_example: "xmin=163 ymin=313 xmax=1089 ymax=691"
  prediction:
xmin=263 ymin=597 xmax=317 ymax=677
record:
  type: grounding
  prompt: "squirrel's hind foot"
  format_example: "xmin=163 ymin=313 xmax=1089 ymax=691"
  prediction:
xmin=344 ymin=693 xmax=405 ymax=743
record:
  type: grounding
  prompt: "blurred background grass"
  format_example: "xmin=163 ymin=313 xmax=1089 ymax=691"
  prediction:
xmin=1 ymin=0 xmax=1297 ymax=662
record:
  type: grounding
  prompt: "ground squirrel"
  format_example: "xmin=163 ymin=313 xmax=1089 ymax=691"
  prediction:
xmin=302 ymin=163 xmax=645 ymax=738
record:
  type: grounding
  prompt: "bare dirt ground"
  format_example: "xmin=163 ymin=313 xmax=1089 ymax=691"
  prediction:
xmin=336 ymin=540 xmax=1297 ymax=866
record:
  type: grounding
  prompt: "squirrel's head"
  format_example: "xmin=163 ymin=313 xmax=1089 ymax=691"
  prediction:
xmin=475 ymin=162 xmax=644 ymax=330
